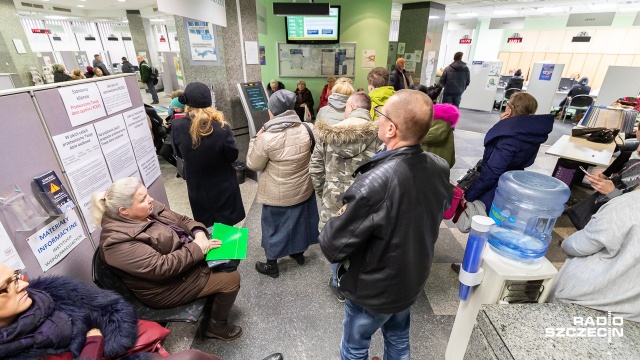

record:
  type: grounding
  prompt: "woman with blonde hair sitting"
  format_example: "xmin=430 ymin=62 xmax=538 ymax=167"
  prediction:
xmin=172 ymin=82 xmax=245 ymax=228
xmin=93 ymin=177 xmax=243 ymax=340
xmin=315 ymin=77 xmax=354 ymax=125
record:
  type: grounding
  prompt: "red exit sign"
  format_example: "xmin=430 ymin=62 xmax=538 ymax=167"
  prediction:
xmin=459 ymin=38 xmax=472 ymax=44
xmin=32 ymin=29 xmax=51 ymax=34
xmin=507 ymin=37 xmax=523 ymax=43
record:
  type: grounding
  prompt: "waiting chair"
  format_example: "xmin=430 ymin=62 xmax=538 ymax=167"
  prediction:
xmin=92 ymin=250 xmax=206 ymax=323
xmin=562 ymin=94 xmax=594 ymax=123
xmin=499 ymin=88 xmax=523 ymax=113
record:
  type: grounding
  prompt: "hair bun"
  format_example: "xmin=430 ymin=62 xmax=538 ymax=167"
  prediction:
xmin=178 ymin=93 xmax=188 ymax=106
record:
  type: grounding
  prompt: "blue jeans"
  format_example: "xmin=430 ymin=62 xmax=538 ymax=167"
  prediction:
xmin=341 ymin=300 xmax=411 ymax=360
xmin=442 ymin=94 xmax=461 ymax=107
xmin=331 ymin=263 xmax=339 ymax=286
xmin=147 ymin=80 xmax=159 ymax=102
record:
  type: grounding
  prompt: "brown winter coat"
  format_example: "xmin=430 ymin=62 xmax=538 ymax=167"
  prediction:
xmin=99 ymin=201 xmax=210 ymax=308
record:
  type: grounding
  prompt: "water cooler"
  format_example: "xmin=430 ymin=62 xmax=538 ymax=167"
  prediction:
xmin=445 ymin=171 xmax=570 ymax=360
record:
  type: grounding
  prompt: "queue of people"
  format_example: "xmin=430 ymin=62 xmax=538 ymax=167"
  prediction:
xmin=4 ymin=62 xmax=638 ymax=360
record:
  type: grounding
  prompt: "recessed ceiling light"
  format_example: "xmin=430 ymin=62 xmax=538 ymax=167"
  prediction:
xmin=45 ymin=15 xmax=68 ymax=19
xmin=118 ymin=0 xmax=126 ymax=2
xmin=77 ymin=5 xmax=84 ymax=7
xmin=457 ymin=12 xmax=478 ymax=18
xmin=151 ymin=19 xmax=165 ymax=22
xmin=429 ymin=15 xmax=439 ymax=19
xmin=494 ymin=10 xmax=518 ymax=15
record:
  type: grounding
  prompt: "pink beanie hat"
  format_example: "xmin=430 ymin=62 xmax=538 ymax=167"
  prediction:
xmin=433 ymin=104 xmax=460 ymax=127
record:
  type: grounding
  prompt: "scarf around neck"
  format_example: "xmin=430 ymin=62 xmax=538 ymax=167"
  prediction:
xmin=0 ymin=288 xmax=73 ymax=359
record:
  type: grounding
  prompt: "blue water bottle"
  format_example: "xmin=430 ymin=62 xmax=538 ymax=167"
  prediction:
xmin=459 ymin=216 xmax=495 ymax=301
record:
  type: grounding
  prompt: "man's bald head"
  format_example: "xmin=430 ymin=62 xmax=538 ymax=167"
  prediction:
xmin=385 ymin=90 xmax=433 ymax=144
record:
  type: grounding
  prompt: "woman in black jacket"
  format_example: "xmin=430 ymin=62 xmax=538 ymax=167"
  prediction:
xmin=294 ymin=80 xmax=314 ymax=121
xmin=505 ymin=69 xmax=524 ymax=90
xmin=171 ymin=82 xmax=245 ymax=227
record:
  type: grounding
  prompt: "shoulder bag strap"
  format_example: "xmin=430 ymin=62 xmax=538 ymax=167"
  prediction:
xmin=301 ymin=123 xmax=315 ymax=153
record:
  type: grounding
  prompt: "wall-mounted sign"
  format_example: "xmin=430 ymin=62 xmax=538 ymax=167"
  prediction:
xmin=107 ymin=34 xmax=118 ymax=41
xmin=32 ymin=29 xmax=51 ymax=34
xmin=567 ymin=12 xmax=615 ymax=27
xmin=160 ymin=35 xmax=167 ymax=43
xmin=572 ymin=31 xmax=591 ymax=42
xmin=507 ymin=32 xmax=523 ymax=44
xmin=489 ymin=17 xmax=525 ymax=30
xmin=158 ymin=0 xmax=227 ymax=27
xmin=448 ymin=19 xmax=478 ymax=30
xmin=459 ymin=35 xmax=472 ymax=44
xmin=122 ymin=36 xmax=132 ymax=41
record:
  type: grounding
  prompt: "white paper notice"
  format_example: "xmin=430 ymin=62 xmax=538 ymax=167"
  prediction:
xmin=0 ymin=222 xmax=25 ymax=270
xmin=96 ymin=77 xmax=132 ymax=115
xmin=58 ymin=83 xmax=107 ymax=127
xmin=123 ymin=107 xmax=161 ymax=186
xmin=52 ymin=124 xmax=112 ymax=232
xmin=26 ymin=209 xmax=85 ymax=272
xmin=94 ymin=115 xmax=141 ymax=181
xmin=245 ymin=41 xmax=260 ymax=65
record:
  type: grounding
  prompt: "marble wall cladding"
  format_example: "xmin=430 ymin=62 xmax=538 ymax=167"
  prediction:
xmin=175 ymin=0 xmax=261 ymax=161
xmin=126 ymin=12 xmax=151 ymax=61
xmin=0 ymin=0 xmax=39 ymax=87
xmin=398 ymin=2 xmax=445 ymax=82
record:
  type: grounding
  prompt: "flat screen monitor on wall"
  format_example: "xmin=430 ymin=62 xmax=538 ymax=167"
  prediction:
xmin=286 ymin=6 xmax=340 ymax=44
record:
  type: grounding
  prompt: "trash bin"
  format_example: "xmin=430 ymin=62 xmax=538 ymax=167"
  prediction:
xmin=233 ymin=161 xmax=246 ymax=184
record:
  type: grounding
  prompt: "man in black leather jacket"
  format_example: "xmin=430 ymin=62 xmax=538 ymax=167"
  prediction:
xmin=319 ymin=90 xmax=452 ymax=360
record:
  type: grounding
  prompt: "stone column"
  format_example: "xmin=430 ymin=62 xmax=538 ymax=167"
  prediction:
xmin=126 ymin=11 xmax=153 ymax=64
xmin=174 ymin=0 xmax=261 ymax=160
xmin=397 ymin=2 xmax=446 ymax=86
xmin=0 ymin=0 xmax=40 ymax=87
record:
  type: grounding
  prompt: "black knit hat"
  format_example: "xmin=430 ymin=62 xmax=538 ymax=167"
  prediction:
xmin=179 ymin=82 xmax=212 ymax=108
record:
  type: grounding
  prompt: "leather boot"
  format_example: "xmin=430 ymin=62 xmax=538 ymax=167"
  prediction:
xmin=204 ymin=291 xmax=243 ymax=340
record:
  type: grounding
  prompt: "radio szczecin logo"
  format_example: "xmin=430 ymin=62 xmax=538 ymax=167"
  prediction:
xmin=545 ymin=312 xmax=623 ymax=343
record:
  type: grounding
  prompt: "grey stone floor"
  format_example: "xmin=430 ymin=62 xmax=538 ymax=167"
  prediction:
xmin=153 ymin=115 xmax=580 ymax=359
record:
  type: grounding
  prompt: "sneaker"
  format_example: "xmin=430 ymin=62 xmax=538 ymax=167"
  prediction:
xmin=255 ymin=261 xmax=279 ymax=278
xmin=328 ymin=278 xmax=345 ymax=302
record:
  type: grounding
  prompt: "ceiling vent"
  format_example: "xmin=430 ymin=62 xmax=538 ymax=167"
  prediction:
xmin=21 ymin=2 xmax=44 ymax=9
xmin=52 ymin=6 xmax=72 ymax=13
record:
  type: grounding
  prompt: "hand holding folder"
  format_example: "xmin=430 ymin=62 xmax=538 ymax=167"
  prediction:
xmin=205 ymin=223 xmax=248 ymax=261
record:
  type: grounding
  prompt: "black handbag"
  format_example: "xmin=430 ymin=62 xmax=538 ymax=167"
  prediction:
xmin=566 ymin=193 xmax=605 ymax=230
xmin=457 ymin=160 xmax=482 ymax=191
xmin=207 ymin=259 xmax=240 ymax=272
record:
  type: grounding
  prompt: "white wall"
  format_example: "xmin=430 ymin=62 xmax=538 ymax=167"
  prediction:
xmin=437 ymin=24 xmax=474 ymax=72
xmin=470 ymin=18 xmax=503 ymax=62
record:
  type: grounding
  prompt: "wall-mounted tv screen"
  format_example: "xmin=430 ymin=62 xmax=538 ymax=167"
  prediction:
xmin=286 ymin=6 xmax=340 ymax=44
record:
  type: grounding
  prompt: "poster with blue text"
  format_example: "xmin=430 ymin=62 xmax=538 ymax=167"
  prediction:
xmin=539 ymin=64 xmax=555 ymax=81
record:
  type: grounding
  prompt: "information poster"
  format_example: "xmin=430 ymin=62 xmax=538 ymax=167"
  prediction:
xmin=187 ymin=21 xmax=217 ymax=61
xmin=397 ymin=43 xmax=405 ymax=55
xmin=52 ymin=124 xmax=112 ymax=232
xmin=259 ymin=46 xmax=266 ymax=65
xmin=486 ymin=76 xmax=498 ymax=89
xmin=424 ymin=51 xmax=436 ymax=85
xmin=0 ymin=222 xmax=25 ymax=270
xmin=489 ymin=62 xmax=502 ymax=77
xmin=405 ymin=61 xmax=416 ymax=74
xmin=174 ymin=57 xmax=184 ymax=86
xmin=362 ymin=50 xmax=376 ymax=68
xmin=96 ymin=78 xmax=132 ymax=115
xmin=26 ymin=209 xmax=85 ymax=272
xmin=94 ymin=115 xmax=141 ymax=181
xmin=123 ymin=107 xmax=161 ymax=186
xmin=415 ymin=50 xmax=423 ymax=61
xmin=58 ymin=83 xmax=106 ymax=127
xmin=539 ymin=64 xmax=555 ymax=81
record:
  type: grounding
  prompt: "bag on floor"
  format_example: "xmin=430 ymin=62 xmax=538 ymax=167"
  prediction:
xmin=566 ymin=193 xmax=605 ymax=230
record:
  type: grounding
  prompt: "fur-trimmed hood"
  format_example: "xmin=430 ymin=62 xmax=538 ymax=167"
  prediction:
xmin=433 ymin=103 xmax=460 ymax=127
xmin=314 ymin=108 xmax=379 ymax=159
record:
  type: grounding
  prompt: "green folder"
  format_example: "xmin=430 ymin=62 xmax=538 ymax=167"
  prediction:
xmin=205 ymin=223 xmax=249 ymax=261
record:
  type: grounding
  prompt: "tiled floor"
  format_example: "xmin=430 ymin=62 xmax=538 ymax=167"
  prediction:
xmin=145 ymin=91 xmax=585 ymax=359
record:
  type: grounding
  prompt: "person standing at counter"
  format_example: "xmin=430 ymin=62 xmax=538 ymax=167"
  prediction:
xmin=121 ymin=57 xmax=136 ymax=73
xmin=439 ymin=52 xmax=470 ymax=107
xmin=92 ymin=54 xmax=111 ymax=76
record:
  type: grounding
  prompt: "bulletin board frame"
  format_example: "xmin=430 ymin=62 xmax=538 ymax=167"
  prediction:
xmin=277 ymin=42 xmax=357 ymax=78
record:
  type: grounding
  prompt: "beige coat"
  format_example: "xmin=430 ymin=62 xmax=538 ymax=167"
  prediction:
xmin=247 ymin=110 xmax=315 ymax=206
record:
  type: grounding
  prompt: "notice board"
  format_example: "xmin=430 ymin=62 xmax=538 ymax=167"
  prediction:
xmin=278 ymin=42 xmax=356 ymax=78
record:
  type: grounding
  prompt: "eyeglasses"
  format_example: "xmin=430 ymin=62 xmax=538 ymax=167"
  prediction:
xmin=0 ymin=270 xmax=24 ymax=295
xmin=374 ymin=106 xmax=399 ymax=130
